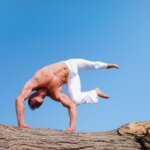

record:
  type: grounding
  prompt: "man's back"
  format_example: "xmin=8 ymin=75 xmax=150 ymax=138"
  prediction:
xmin=31 ymin=62 xmax=69 ymax=94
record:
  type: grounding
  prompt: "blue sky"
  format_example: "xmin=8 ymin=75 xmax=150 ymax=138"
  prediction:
xmin=0 ymin=0 xmax=150 ymax=132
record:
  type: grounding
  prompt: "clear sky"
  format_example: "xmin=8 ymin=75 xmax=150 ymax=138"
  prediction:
xmin=0 ymin=0 xmax=150 ymax=132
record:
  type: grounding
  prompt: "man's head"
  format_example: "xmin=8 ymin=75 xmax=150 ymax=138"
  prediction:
xmin=28 ymin=89 xmax=47 ymax=110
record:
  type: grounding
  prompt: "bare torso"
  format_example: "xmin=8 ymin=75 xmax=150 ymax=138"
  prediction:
xmin=31 ymin=62 xmax=69 ymax=99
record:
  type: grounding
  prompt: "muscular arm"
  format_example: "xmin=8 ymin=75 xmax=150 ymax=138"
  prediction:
xmin=57 ymin=92 xmax=77 ymax=131
xmin=16 ymin=80 xmax=34 ymax=128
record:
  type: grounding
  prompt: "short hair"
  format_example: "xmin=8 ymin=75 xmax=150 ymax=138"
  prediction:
xmin=28 ymin=96 xmax=43 ymax=110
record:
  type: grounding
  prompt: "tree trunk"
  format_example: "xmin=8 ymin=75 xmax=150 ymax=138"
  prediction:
xmin=0 ymin=121 xmax=150 ymax=150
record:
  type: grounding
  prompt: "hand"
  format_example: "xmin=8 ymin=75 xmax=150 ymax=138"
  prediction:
xmin=107 ymin=64 xmax=119 ymax=69
xmin=64 ymin=128 xmax=76 ymax=132
xmin=19 ymin=123 xmax=31 ymax=128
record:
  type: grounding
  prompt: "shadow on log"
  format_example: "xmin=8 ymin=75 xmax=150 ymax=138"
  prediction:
xmin=0 ymin=121 xmax=150 ymax=150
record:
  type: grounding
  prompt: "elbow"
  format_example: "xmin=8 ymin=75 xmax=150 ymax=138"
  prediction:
xmin=16 ymin=97 xmax=23 ymax=106
xmin=16 ymin=98 xmax=19 ymax=104
xmin=16 ymin=95 xmax=24 ymax=103
xmin=16 ymin=97 xmax=21 ymax=103
xmin=16 ymin=98 xmax=20 ymax=108
xmin=69 ymin=102 xmax=76 ymax=110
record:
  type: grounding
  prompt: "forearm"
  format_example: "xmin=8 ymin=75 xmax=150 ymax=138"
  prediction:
xmin=58 ymin=93 xmax=77 ymax=130
xmin=16 ymin=98 xmax=25 ymax=126
xmin=68 ymin=105 xmax=77 ymax=130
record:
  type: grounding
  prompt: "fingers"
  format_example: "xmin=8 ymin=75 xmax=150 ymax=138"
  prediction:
xmin=19 ymin=124 xmax=31 ymax=128
xmin=64 ymin=128 xmax=76 ymax=132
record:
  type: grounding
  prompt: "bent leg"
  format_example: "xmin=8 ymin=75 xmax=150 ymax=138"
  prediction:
xmin=66 ymin=59 xmax=109 ymax=105
xmin=79 ymin=90 xmax=99 ymax=104
xmin=67 ymin=74 xmax=100 ymax=105
xmin=67 ymin=74 xmax=81 ymax=103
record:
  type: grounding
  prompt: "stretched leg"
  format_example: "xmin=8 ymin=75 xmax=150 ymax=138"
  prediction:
xmin=70 ymin=59 xmax=108 ymax=70
xmin=67 ymin=58 xmax=119 ymax=70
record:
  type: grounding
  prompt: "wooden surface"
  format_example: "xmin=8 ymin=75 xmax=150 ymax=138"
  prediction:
xmin=0 ymin=121 xmax=150 ymax=150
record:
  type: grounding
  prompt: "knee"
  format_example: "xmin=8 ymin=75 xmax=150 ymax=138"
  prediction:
xmin=70 ymin=95 xmax=81 ymax=105
xmin=93 ymin=62 xmax=101 ymax=69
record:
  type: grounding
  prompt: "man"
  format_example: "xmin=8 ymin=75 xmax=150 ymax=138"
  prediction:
xmin=16 ymin=59 xmax=119 ymax=131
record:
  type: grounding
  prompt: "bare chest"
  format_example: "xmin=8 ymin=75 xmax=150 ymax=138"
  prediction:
xmin=46 ymin=77 xmax=62 ymax=96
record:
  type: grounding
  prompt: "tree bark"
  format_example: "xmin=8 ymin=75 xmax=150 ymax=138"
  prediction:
xmin=0 ymin=121 xmax=150 ymax=150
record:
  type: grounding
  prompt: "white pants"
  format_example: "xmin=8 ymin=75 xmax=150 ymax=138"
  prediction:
xmin=63 ymin=59 xmax=108 ymax=105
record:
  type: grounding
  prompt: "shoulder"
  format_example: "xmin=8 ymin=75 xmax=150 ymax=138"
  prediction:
xmin=23 ymin=78 xmax=38 ymax=91
xmin=48 ymin=90 xmax=62 ymax=101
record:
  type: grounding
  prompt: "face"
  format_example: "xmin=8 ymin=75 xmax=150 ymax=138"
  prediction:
xmin=28 ymin=92 xmax=44 ymax=110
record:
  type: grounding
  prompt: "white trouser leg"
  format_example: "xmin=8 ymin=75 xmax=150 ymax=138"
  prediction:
xmin=65 ymin=59 xmax=108 ymax=105
xmin=72 ymin=58 xmax=108 ymax=70
xmin=67 ymin=73 xmax=98 ymax=105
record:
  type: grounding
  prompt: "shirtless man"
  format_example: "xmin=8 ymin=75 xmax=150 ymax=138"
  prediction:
xmin=16 ymin=59 xmax=119 ymax=131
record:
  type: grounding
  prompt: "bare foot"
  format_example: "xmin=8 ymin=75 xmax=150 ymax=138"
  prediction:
xmin=107 ymin=64 xmax=119 ymax=69
xmin=95 ymin=88 xmax=110 ymax=99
